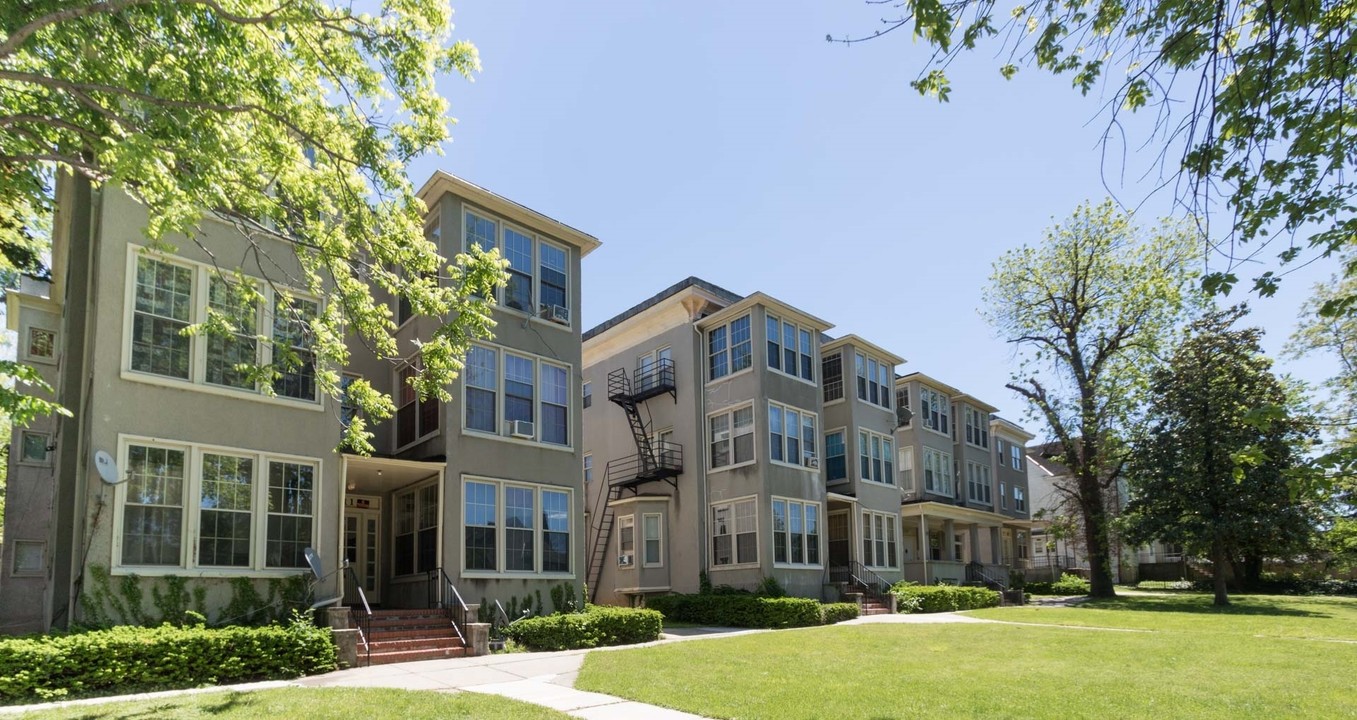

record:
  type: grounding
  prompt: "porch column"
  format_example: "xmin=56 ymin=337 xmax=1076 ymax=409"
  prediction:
xmin=990 ymin=526 xmax=1002 ymax=564
xmin=968 ymin=525 xmax=980 ymax=563
xmin=918 ymin=513 xmax=929 ymax=561
xmin=943 ymin=519 xmax=957 ymax=561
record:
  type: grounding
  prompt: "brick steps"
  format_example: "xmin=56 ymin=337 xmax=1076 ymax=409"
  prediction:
xmin=356 ymin=608 xmax=466 ymax=666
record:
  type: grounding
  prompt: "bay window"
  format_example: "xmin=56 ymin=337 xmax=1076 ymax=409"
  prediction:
xmin=770 ymin=402 xmax=817 ymax=466
xmin=861 ymin=510 xmax=898 ymax=568
xmin=463 ymin=209 xmax=573 ymax=324
xmin=923 ymin=447 xmax=955 ymax=496
xmin=773 ymin=498 xmax=820 ymax=566
xmin=920 ymin=386 xmax=950 ymax=434
xmin=463 ymin=343 xmax=572 ymax=446
xmin=858 ymin=429 xmax=895 ymax=484
xmin=709 ymin=314 xmax=752 ymax=381
xmin=711 ymin=497 xmax=757 ymax=567
xmin=767 ymin=314 xmax=815 ymax=381
xmin=825 ymin=430 xmax=847 ymax=481
xmin=709 ymin=404 xmax=755 ymax=469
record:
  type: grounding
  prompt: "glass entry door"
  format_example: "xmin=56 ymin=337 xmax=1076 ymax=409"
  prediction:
xmin=827 ymin=511 xmax=850 ymax=569
xmin=344 ymin=505 xmax=381 ymax=605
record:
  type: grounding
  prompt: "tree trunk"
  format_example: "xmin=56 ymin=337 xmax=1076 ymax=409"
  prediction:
xmin=1211 ymin=542 xmax=1230 ymax=606
xmin=1079 ymin=476 xmax=1117 ymax=598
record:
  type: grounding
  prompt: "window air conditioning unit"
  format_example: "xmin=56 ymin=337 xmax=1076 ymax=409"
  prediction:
xmin=540 ymin=304 xmax=570 ymax=325
xmin=618 ymin=554 xmax=634 ymax=567
xmin=803 ymin=455 xmax=820 ymax=469
xmin=510 ymin=420 xmax=535 ymax=439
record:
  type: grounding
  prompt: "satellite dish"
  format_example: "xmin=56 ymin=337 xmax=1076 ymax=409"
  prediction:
xmin=303 ymin=547 xmax=324 ymax=581
xmin=94 ymin=450 xmax=124 ymax=485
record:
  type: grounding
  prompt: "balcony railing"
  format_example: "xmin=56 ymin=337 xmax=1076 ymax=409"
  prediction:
xmin=606 ymin=441 xmax=683 ymax=488
xmin=608 ymin=358 xmax=676 ymax=404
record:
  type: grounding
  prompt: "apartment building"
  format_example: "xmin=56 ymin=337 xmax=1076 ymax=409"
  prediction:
xmin=0 ymin=171 xmax=598 ymax=634
xmin=582 ymin=278 xmax=1033 ymax=605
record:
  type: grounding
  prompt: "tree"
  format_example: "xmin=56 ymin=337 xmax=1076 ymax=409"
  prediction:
xmin=0 ymin=1 xmax=504 ymax=452
xmin=985 ymin=199 xmax=1202 ymax=598
xmin=1122 ymin=306 xmax=1318 ymax=605
xmin=834 ymin=0 xmax=1357 ymax=307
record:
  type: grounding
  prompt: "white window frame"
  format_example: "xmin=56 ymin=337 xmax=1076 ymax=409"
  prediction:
xmin=707 ymin=313 xmax=753 ymax=383
xmin=964 ymin=406 xmax=990 ymax=449
xmin=21 ymin=324 xmax=58 ymax=365
xmin=1010 ymin=443 xmax=1024 ymax=470
xmin=393 ymin=354 xmax=441 ymax=452
xmin=459 ymin=476 xmax=575 ymax=578
xmin=582 ymin=381 xmax=592 ymax=409
xmin=618 ymin=514 xmax=636 ymax=566
xmin=898 ymin=445 xmax=915 ymax=491
xmin=895 ymin=386 xmax=911 ymax=427
xmin=708 ymin=402 xmax=756 ymax=472
xmin=855 ymin=352 xmax=892 ymax=410
xmin=462 ymin=207 xmax=573 ymax=329
xmin=710 ymin=495 xmax=758 ymax=569
xmin=772 ymin=496 xmax=822 ymax=568
xmin=857 ymin=429 xmax=895 ymax=485
xmin=1000 ymin=482 xmax=1008 ymax=510
xmin=583 ymin=453 xmax=593 ymax=483
xmin=860 ymin=510 xmax=899 ymax=569
xmin=121 ymin=246 xmax=324 ymax=409
xmin=966 ymin=461 xmax=993 ymax=504
xmin=923 ymin=447 xmax=955 ymax=497
xmin=392 ymin=478 xmax=441 ymax=577
xmin=822 ymin=351 xmax=844 ymax=403
xmin=110 ymin=435 xmax=322 ymax=576
xmin=765 ymin=313 xmax=816 ymax=384
xmin=461 ymin=341 xmax=574 ymax=451
xmin=642 ymin=513 xmax=664 ymax=568
xmin=919 ymin=386 xmax=950 ymax=437
xmin=824 ymin=428 xmax=848 ymax=482
xmin=768 ymin=401 xmax=818 ymax=469
xmin=1014 ymin=486 xmax=1027 ymax=512
xmin=18 ymin=430 xmax=52 ymax=466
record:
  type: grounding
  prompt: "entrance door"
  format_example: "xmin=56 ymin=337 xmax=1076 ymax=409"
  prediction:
xmin=827 ymin=511 xmax=850 ymax=569
xmin=344 ymin=507 xmax=381 ymax=605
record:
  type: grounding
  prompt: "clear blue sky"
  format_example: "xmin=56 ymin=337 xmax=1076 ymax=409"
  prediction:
xmin=405 ymin=0 xmax=1340 ymax=428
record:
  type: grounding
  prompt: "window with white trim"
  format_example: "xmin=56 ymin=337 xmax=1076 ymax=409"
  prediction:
xmin=1010 ymin=443 xmax=1024 ymax=470
xmin=19 ymin=431 xmax=51 ymax=465
xmin=966 ymin=461 xmax=992 ymax=504
xmin=583 ymin=454 xmax=593 ymax=483
xmin=127 ymin=253 xmax=321 ymax=403
xmin=964 ymin=406 xmax=989 ymax=448
xmin=618 ymin=515 xmax=635 ymax=564
xmin=709 ymin=404 xmax=754 ymax=469
xmin=463 ymin=344 xmax=571 ymax=446
xmin=711 ymin=497 xmax=757 ymax=566
xmin=861 ymin=510 xmax=898 ymax=568
xmin=898 ymin=445 xmax=914 ymax=491
xmin=766 ymin=314 xmax=814 ymax=382
xmin=855 ymin=353 xmax=891 ymax=409
xmin=394 ymin=482 xmax=438 ymax=576
xmin=825 ymin=430 xmax=847 ymax=482
xmin=769 ymin=401 xmax=817 ymax=466
xmin=708 ymin=314 xmax=752 ymax=381
xmin=582 ymin=381 xmax=592 ymax=409
xmin=462 ymin=479 xmax=572 ymax=574
xmin=463 ymin=209 xmax=572 ymax=324
xmin=642 ymin=513 xmax=663 ymax=567
xmin=822 ymin=352 xmax=844 ymax=402
xmin=895 ymin=387 xmax=910 ymax=426
xmin=1014 ymin=486 xmax=1027 ymax=512
xmin=23 ymin=326 xmax=57 ymax=363
xmin=772 ymin=498 xmax=820 ymax=565
xmin=1000 ymin=482 xmax=1008 ymax=510
xmin=920 ymin=386 xmax=949 ymax=434
xmin=857 ymin=429 xmax=895 ymax=485
xmin=923 ymin=447 xmax=954 ymax=496
xmin=395 ymin=357 xmax=440 ymax=450
xmin=116 ymin=440 xmax=318 ymax=571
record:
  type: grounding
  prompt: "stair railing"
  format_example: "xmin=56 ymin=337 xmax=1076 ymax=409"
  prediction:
xmin=343 ymin=562 xmax=372 ymax=667
xmin=428 ymin=567 xmax=469 ymax=645
xmin=965 ymin=561 xmax=1009 ymax=591
xmin=849 ymin=560 xmax=894 ymax=600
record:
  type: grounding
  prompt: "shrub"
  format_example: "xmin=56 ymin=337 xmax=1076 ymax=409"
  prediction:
xmin=1025 ymin=573 xmax=1091 ymax=595
xmin=819 ymin=603 xmax=859 ymax=624
xmin=646 ymin=594 xmax=823 ymax=628
xmin=890 ymin=583 xmax=1000 ymax=613
xmin=0 ymin=616 xmax=335 ymax=703
xmin=1241 ymin=574 xmax=1357 ymax=596
xmin=501 ymin=605 xmax=662 ymax=652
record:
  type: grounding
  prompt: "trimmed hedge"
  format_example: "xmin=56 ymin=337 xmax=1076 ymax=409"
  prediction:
xmin=645 ymin=594 xmax=824 ymax=628
xmin=890 ymin=584 xmax=1001 ymax=613
xmin=1026 ymin=573 xmax=1092 ymax=596
xmin=819 ymin=603 xmax=860 ymax=624
xmin=0 ymin=621 xmax=335 ymax=703
xmin=502 ymin=605 xmax=662 ymax=651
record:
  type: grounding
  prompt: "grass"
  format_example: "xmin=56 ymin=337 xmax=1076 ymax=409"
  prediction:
xmin=577 ymin=592 xmax=1357 ymax=719
xmin=13 ymin=687 xmax=572 ymax=719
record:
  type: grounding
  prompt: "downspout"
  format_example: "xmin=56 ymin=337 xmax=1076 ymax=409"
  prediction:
xmin=695 ymin=322 xmax=708 ymax=582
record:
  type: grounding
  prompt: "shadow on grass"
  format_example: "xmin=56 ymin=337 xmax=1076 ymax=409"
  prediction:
xmin=1079 ymin=595 xmax=1328 ymax=619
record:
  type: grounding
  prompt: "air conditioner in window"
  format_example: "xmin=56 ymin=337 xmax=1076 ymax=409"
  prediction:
xmin=618 ymin=554 xmax=634 ymax=567
xmin=712 ymin=431 xmax=730 ymax=442
xmin=539 ymin=304 xmax=570 ymax=325
xmin=803 ymin=455 xmax=820 ymax=469
xmin=509 ymin=420 xmax=535 ymax=439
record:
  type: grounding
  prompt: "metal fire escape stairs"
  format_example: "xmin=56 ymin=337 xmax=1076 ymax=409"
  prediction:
xmin=587 ymin=360 xmax=679 ymax=602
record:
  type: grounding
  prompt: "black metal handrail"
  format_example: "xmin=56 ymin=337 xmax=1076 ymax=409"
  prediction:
xmin=633 ymin=357 xmax=675 ymax=395
xmin=966 ymin=561 xmax=1009 ymax=591
xmin=605 ymin=441 xmax=682 ymax=483
xmin=343 ymin=562 xmax=372 ymax=666
xmin=848 ymin=560 xmax=893 ymax=599
xmin=428 ymin=567 xmax=469 ymax=646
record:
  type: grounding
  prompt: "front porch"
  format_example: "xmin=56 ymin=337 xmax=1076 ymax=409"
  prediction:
xmin=899 ymin=502 xmax=1031 ymax=587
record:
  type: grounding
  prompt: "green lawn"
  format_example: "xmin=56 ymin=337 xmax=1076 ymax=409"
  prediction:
xmin=14 ymin=687 xmax=572 ymax=719
xmin=577 ymin=593 xmax=1357 ymax=719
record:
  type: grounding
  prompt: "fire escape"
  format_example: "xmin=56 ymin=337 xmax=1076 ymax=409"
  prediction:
xmin=587 ymin=357 xmax=682 ymax=602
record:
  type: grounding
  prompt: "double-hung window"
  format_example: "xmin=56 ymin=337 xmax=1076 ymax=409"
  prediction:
xmin=857 ymin=430 xmax=895 ymax=484
xmin=861 ymin=510 xmax=898 ymax=568
xmin=711 ymin=497 xmax=757 ymax=567
xmin=642 ymin=514 xmax=663 ymax=567
xmin=117 ymin=439 xmax=319 ymax=572
xmin=464 ymin=210 xmax=573 ymax=324
xmin=766 ymin=314 xmax=814 ymax=381
xmin=966 ymin=462 xmax=992 ymax=504
xmin=898 ymin=446 xmax=915 ymax=491
xmin=394 ymin=482 xmax=439 ymax=576
xmin=395 ymin=357 xmax=440 ymax=450
xmin=896 ymin=387 xmax=910 ymax=426
xmin=964 ymin=407 xmax=990 ymax=448
xmin=1010 ymin=444 xmax=1024 ymax=470
xmin=855 ymin=353 xmax=892 ymax=409
xmin=923 ymin=447 xmax=954 ymax=496
xmin=1000 ymin=482 xmax=1008 ymax=510
xmin=772 ymin=498 xmax=820 ymax=565
xmin=463 ymin=344 xmax=571 ymax=446
xmin=822 ymin=352 xmax=844 ymax=402
xmin=825 ymin=430 xmax=847 ymax=481
xmin=1014 ymin=487 xmax=1027 ymax=512
xmin=128 ymin=252 xmax=321 ymax=403
xmin=463 ymin=479 xmax=572 ymax=574
xmin=920 ymin=386 xmax=950 ymax=434
xmin=769 ymin=402 xmax=817 ymax=466
xmin=709 ymin=404 xmax=754 ymax=469
xmin=708 ymin=314 xmax=752 ymax=381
